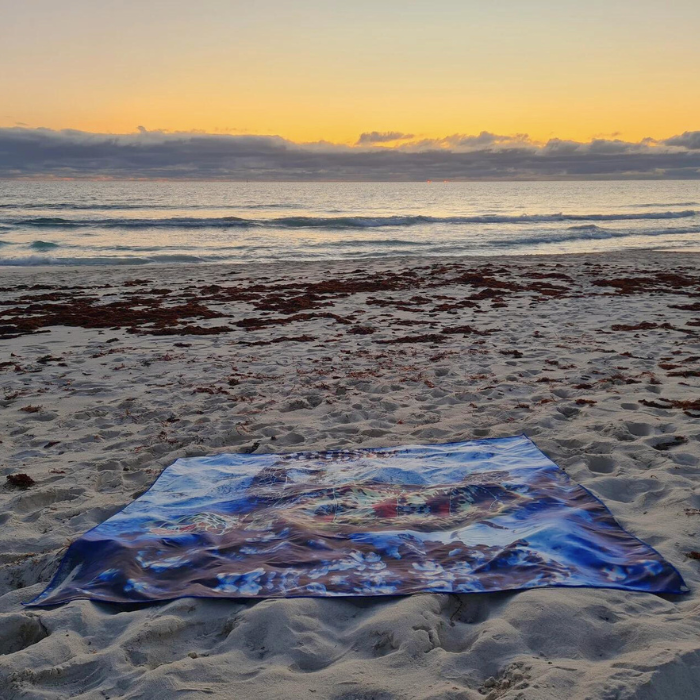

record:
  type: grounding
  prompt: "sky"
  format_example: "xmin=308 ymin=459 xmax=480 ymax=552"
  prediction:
xmin=2 ymin=0 xmax=700 ymax=179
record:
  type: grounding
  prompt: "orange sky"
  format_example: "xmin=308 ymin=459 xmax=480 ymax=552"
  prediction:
xmin=3 ymin=1 xmax=699 ymax=144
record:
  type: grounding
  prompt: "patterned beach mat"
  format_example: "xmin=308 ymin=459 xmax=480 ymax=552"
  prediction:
xmin=28 ymin=435 xmax=688 ymax=606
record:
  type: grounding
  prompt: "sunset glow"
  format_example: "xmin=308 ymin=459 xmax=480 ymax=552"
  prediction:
xmin=3 ymin=0 xmax=699 ymax=146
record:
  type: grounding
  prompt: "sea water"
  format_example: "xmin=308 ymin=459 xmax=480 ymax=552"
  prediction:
xmin=0 ymin=180 xmax=698 ymax=266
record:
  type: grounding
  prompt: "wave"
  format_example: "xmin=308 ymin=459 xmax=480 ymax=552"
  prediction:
xmin=502 ymin=225 xmax=700 ymax=247
xmin=311 ymin=238 xmax=436 ymax=249
xmin=0 ymin=254 xmax=217 ymax=267
xmin=0 ymin=256 xmax=151 ymax=266
xmin=3 ymin=224 xmax=698 ymax=265
xmin=148 ymin=254 xmax=209 ymax=263
xmin=6 ymin=210 xmax=698 ymax=230
xmin=0 ymin=202 xmax=301 ymax=211
xmin=30 ymin=240 xmax=60 ymax=250
xmin=3 ymin=199 xmax=697 ymax=213
xmin=19 ymin=217 xmax=81 ymax=227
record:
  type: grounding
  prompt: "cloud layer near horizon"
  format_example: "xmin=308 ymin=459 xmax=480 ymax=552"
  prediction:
xmin=1 ymin=127 xmax=700 ymax=180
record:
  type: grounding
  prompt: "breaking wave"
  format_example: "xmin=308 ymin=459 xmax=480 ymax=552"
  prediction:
xmin=6 ymin=209 xmax=698 ymax=230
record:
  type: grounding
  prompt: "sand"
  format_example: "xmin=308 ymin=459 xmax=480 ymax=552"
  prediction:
xmin=1 ymin=250 xmax=699 ymax=699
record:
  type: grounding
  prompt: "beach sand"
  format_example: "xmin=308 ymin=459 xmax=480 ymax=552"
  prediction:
xmin=1 ymin=250 xmax=699 ymax=699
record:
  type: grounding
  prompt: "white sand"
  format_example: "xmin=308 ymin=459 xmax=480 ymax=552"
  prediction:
xmin=1 ymin=250 xmax=699 ymax=699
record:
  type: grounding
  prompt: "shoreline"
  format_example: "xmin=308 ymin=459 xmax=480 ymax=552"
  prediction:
xmin=1 ymin=249 xmax=699 ymax=699
xmin=0 ymin=244 xmax=699 ymax=278
xmin=1 ymin=246 xmax=700 ymax=273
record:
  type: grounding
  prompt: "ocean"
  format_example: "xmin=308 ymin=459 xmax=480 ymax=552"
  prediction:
xmin=0 ymin=180 xmax=699 ymax=266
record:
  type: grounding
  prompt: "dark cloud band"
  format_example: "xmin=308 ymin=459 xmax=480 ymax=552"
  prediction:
xmin=1 ymin=127 xmax=699 ymax=180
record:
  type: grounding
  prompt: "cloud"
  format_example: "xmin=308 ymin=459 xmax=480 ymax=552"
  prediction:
xmin=542 ymin=139 xmax=582 ymax=155
xmin=542 ymin=138 xmax=653 ymax=156
xmin=356 ymin=131 xmax=414 ymax=145
xmin=442 ymin=131 xmax=532 ymax=149
xmin=0 ymin=126 xmax=699 ymax=180
xmin=396 ymin=131 xmax=534 ymax=152
xmin=663 ymin=131 xmax=700 ymax=150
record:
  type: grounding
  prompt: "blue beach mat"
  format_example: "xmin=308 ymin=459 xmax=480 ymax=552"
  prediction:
xmin=28 ymin=435 xmax=687 ymax=606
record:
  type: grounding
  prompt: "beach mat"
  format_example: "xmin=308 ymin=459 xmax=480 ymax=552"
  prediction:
xmin=28 ymin=435 xmax=687 ymax=606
